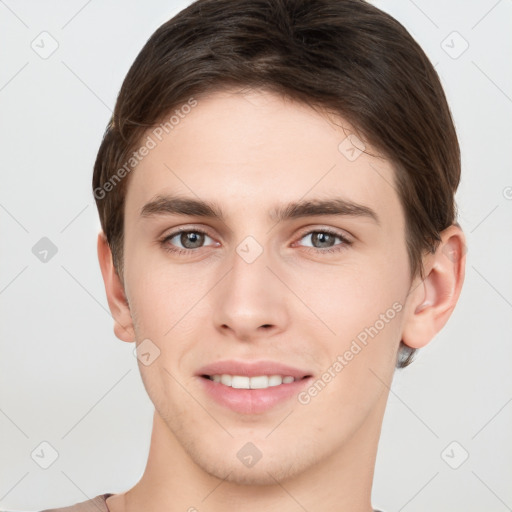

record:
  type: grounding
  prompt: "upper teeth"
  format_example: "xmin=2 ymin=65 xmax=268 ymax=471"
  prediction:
xmin=209 ymin=374 xmax=297 ymax=389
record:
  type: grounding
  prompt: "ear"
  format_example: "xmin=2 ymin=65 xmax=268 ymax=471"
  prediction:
xmin=401 ymin=224 xmax=466 ymax=349
xmin=97 ymin=232 xmax=136 ymax=343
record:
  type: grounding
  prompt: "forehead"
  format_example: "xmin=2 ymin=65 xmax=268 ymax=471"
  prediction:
xmin=124 ymin=89 xmax=402 ymax=226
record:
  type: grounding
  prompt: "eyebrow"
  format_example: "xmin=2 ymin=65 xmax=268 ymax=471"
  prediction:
xmin=140 ymin=195 xmax=380 ymax=225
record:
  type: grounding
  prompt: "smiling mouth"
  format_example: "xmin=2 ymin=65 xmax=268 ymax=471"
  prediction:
xmin=201 ymin=374 xmax=311 ymax=390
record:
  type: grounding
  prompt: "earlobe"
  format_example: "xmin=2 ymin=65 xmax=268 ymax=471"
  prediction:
xmin=97 ymin=232 xmax=136 ymax=343
xmin=401 ymin=224 xmax=466 ymax=349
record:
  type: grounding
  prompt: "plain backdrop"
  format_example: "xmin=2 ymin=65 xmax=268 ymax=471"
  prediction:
xmin=0 ymin=1 xmax=511 ymax=511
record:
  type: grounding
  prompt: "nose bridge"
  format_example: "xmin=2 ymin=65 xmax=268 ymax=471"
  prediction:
xmin=212 ymin=235 xmax=288 ymax=337
xmin=232 ymin=237 xmax=271 ymax=295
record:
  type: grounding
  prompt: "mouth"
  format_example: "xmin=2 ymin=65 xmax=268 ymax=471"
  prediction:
xmin=196 ymin=361 xmax=314 ymax=414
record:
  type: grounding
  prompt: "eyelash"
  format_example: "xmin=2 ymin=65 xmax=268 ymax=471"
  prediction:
xmin=159 ymin=227 xmax=352 ymax=257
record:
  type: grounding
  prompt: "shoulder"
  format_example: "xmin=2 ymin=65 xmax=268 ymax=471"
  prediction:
xmin=37 ymin=494 xmax=112 ymax=512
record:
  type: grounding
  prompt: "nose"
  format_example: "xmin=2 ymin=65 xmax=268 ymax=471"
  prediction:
xmin=211 ymin=243 xmax=289 ymax=342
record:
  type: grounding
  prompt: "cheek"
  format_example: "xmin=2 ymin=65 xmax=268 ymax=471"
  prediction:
xmin=123 ymin=242 xmax=201 ymax=330
xmin=300 ymin=282 xmax=403 ymax=423
xmin=298 ymin=251 xmax=407 ymax=378
xmin=303 ymin=258 xmax=404 ymax=332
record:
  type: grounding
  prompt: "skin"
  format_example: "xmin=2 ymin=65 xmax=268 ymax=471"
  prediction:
xmin=98 ymin=89 xmax=466 ymax=512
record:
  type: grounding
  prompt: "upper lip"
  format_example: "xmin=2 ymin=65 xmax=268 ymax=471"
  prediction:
xmin=196 ymin=360 xmax=312 ymax=379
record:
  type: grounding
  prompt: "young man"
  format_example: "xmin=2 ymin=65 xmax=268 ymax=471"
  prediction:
xmin=42 ymin=0 xmax=466 ymax=510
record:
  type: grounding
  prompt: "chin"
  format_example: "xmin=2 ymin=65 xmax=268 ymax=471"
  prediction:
xmin=201 ymin=455 xmax=303 ymax=486
xmin=185 ymin=434 xmax=322 ymax=487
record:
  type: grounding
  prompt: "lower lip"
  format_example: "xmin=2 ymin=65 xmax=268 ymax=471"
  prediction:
xmin=198 ymin=376 xmax=313 ymax=415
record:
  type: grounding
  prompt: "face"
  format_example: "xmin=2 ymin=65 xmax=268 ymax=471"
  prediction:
xmin=120 ymin=89 xmax=414 ymax=484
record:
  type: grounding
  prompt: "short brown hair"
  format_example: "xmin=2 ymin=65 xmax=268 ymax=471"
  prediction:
xmin=92 ymin=0 xmax=461 ymax=367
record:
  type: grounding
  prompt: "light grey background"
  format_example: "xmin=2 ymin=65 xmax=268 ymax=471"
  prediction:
xmin=0 ymin=1 xmax=511 ymax=511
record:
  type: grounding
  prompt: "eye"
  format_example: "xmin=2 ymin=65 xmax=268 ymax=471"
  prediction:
xmin=295 ymin=229 xmax=352 ymax=254
xmin=159 ymin=227 xmax=352 ymax=257
xmin=160 ymin=228 xmax=218 ymax=255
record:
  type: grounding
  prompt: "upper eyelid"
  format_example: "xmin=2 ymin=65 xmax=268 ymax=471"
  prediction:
xmin=162 ymin=225 xmax=216 ymax=241
xmin=295 ymin=225 xmax=351 ymax=239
